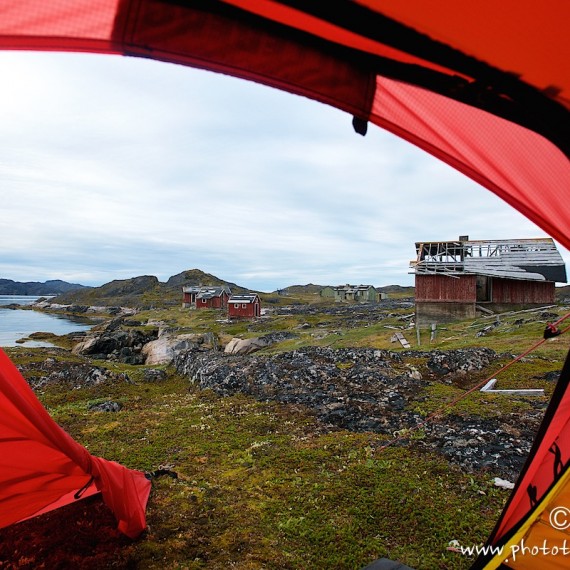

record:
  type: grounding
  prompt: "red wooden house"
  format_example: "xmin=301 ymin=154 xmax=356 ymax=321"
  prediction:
xmin=182 ymin=286 xmax=201 ymax=307
xmin=183 ymin=286 xmax=231 ymax=310
xmin=228 ymin=293 xmax=261 ymax=319
xmin=410 ymin=237 xmax=567 ymax=325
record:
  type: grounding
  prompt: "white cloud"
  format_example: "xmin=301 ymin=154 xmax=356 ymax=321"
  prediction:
xmin=0 ymin=51 xmax=565 ymax=292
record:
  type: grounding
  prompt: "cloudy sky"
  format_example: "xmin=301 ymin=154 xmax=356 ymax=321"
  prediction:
xmin=0 ymin=50 xmax=564 ymax=292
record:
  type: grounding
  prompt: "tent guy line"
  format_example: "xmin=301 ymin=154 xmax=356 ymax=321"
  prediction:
xmin=377 ymin=312 xmax=570 ymax=454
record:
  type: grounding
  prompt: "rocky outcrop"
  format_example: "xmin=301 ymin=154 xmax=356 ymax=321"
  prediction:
xmin=224 ymin=332 xmax=298 ymax=355
xmin=175 ymin=347 xmax=420 ymax=432
xmin=174 ymin=346 xmax=544 ymax=479
xmin=72 ymin=318 xmax=221 ymax=365
xmin=18 ymin=357 xmax=131 ymax=391
xmin=424 ymin=348 xmax=497 ymax=377
xmin=73 ymin=320 xmax=159 ymax=364
xmin=142 ymin=331 xmax=220 ymax=365
xmin=33 ymin=300 xmax=137 ymax=317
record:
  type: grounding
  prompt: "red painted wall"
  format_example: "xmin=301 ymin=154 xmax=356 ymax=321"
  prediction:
xmin=196 ymin=292 xmax=229 ymax=309
xmin=491 ymin=278 xmax=555 ymax=304
xmin=416 ymin=274 xmax=555 ymax=305
xmin=415 ymin=274 xmax=477 ymax=302
xmin=228 ymin=300 xmax=260 ymax=318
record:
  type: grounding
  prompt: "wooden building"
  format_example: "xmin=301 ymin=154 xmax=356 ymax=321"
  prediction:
xmin=410 ymin=237 xmax=567 ymax=325
xmin=182 ymin=286 xmax=201 ymax=308
xmin=320 ymin=284 xmax=379 ymax=303
xmin=182 ymin=286 xmax=231 ymax=309
xmin=228 ymin=293 xmax=261 ymax=319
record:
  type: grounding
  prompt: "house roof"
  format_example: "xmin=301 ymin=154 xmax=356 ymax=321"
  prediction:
xmin=229 ymin=294 xmax=260 ymax=304
xmin=194 ymin=286 xmax=231 ymax=299
xmin=333 ymin=284 xmax=376 ymax=292
xmin=411 ymin=238 xmax=567 ymax=283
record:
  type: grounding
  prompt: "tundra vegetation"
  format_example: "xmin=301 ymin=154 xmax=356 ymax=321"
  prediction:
xmin=1 ymin=285 xmax=568 ymax=570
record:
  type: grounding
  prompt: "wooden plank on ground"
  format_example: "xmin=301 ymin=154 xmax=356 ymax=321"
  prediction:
xmin=390 ymin=332 xmax=411 ymax=348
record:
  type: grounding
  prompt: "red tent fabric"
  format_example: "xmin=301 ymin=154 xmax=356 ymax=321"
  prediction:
xmin=0 ymin=349 xmax=150 ymax=538
xmin=0 ymin=0 xmax=568 ymax=552
xmin=470 ymin=350 xmax=570 ymax=568
xmin=0 ymin=1 xmax=568 ymax=248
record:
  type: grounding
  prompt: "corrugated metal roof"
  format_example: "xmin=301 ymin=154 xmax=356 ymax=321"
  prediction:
xmin=411 ymin=238 xmax=567 ymax=282
xmin=192 ymin=286 xmax=231 ymax=299
xmin=229 ymin=294 xmax=259 ymax=304
xmin=333 ymin=284 xmax=376 ymax=292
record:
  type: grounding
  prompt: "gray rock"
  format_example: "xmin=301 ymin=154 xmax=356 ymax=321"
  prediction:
xmin=224 ymin=332 xmax=297 ymax=354
xmin=174 ymin=345 xmax=544 ymax=480
xmin=89 ymin=401 xmax=122 ymax=412
xmin=143 ymin=369 xmax=168 ymax=383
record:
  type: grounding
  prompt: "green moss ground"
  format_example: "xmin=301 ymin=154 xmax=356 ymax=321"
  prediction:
xmin=6 ymin=362 xmax=507 ymax=569
xmin=3 ymin=303 xmax=569 ymax=569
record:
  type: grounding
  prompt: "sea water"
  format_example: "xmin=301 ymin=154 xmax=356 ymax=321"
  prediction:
xmin=0 ymin=296 xmax=93 ymax=347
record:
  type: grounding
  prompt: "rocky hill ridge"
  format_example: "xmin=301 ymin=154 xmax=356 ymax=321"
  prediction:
xmin=49 ymin=269 xmax=252 ymax=308
xmin=0 ymin=278 xmax=87 ymax=296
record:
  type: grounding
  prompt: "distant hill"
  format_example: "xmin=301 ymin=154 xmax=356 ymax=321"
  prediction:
xmin=556 ymin=285 xmax=570 ymax=302
xmin=0 ymin=279 xmax=88 ymax=296
xmin=275 ymin=284 xmax=324 ymax=295
xmin=277 ymin=284 xmax=415 ymax=295
xmin=164 ymin=269 xmax=249 ymax=295
xmin=271 ymin=283 xmax=415 ymax=301
xmin=378 ymin=285 xmax=411 ymax=292
xmin=50 ymin=269 xmax=255 ymax=308
xmin=44 ymin=272 xmax=416 ymax=309
xmin=378 ymin=285 xmax=415 ymax=298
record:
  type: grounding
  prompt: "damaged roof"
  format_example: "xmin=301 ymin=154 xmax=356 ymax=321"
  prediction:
xmin=194 ymin=286 xmax=231 ymax=299
xmin=333 ymin=284 xmax=377 ymax=292
xmin=411 ymin=238 xmax=567 ymax=283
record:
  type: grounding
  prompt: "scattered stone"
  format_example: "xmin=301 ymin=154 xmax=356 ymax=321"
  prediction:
xmin=476 ymin=320 xmax=501 ymax=337
xmin=174 ymin=346 xmax=543 ymax=480
xmin=142 ymin=369 xmax=168 ymax=383
xmin=88 ymin=401 xmax=122 ymax=412
xmin=425 ymin=348 xmax=497 ymax=377
xmin=494 ymin=477 xmax=515 ymax=489
xmin=20 ymin=358 xmax=131 ymax=391
xmin=542 ymin=370 xmax=562 ymax=382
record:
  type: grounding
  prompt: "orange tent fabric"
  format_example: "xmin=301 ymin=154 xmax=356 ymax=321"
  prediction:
xmin=0 ymin=349 xmax=150 ymax=538
xmin=0 ymin=0 xmax=568 ymax=549
xmin=0 ymin=1 xmax=568 ymax=249
xmin=471 ymin=350 xmax=570 ymax=568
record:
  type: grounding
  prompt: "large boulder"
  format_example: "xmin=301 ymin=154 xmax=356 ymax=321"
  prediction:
xmin=224 ymin=337 xmax=269 ymax=355
xmin=142 ymin=333 xmax=215 ymax=365
xmin=73 ymin=325 xmax=159 ymax=364
xmin=224 ymin=332 xmax=297 ymax=355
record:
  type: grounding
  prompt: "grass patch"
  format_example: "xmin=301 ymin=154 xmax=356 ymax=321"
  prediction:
xmin=4 ymin=301 xmax=569 ymax=568
xmin=5 ymin=348 xmax=510 ymax=569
